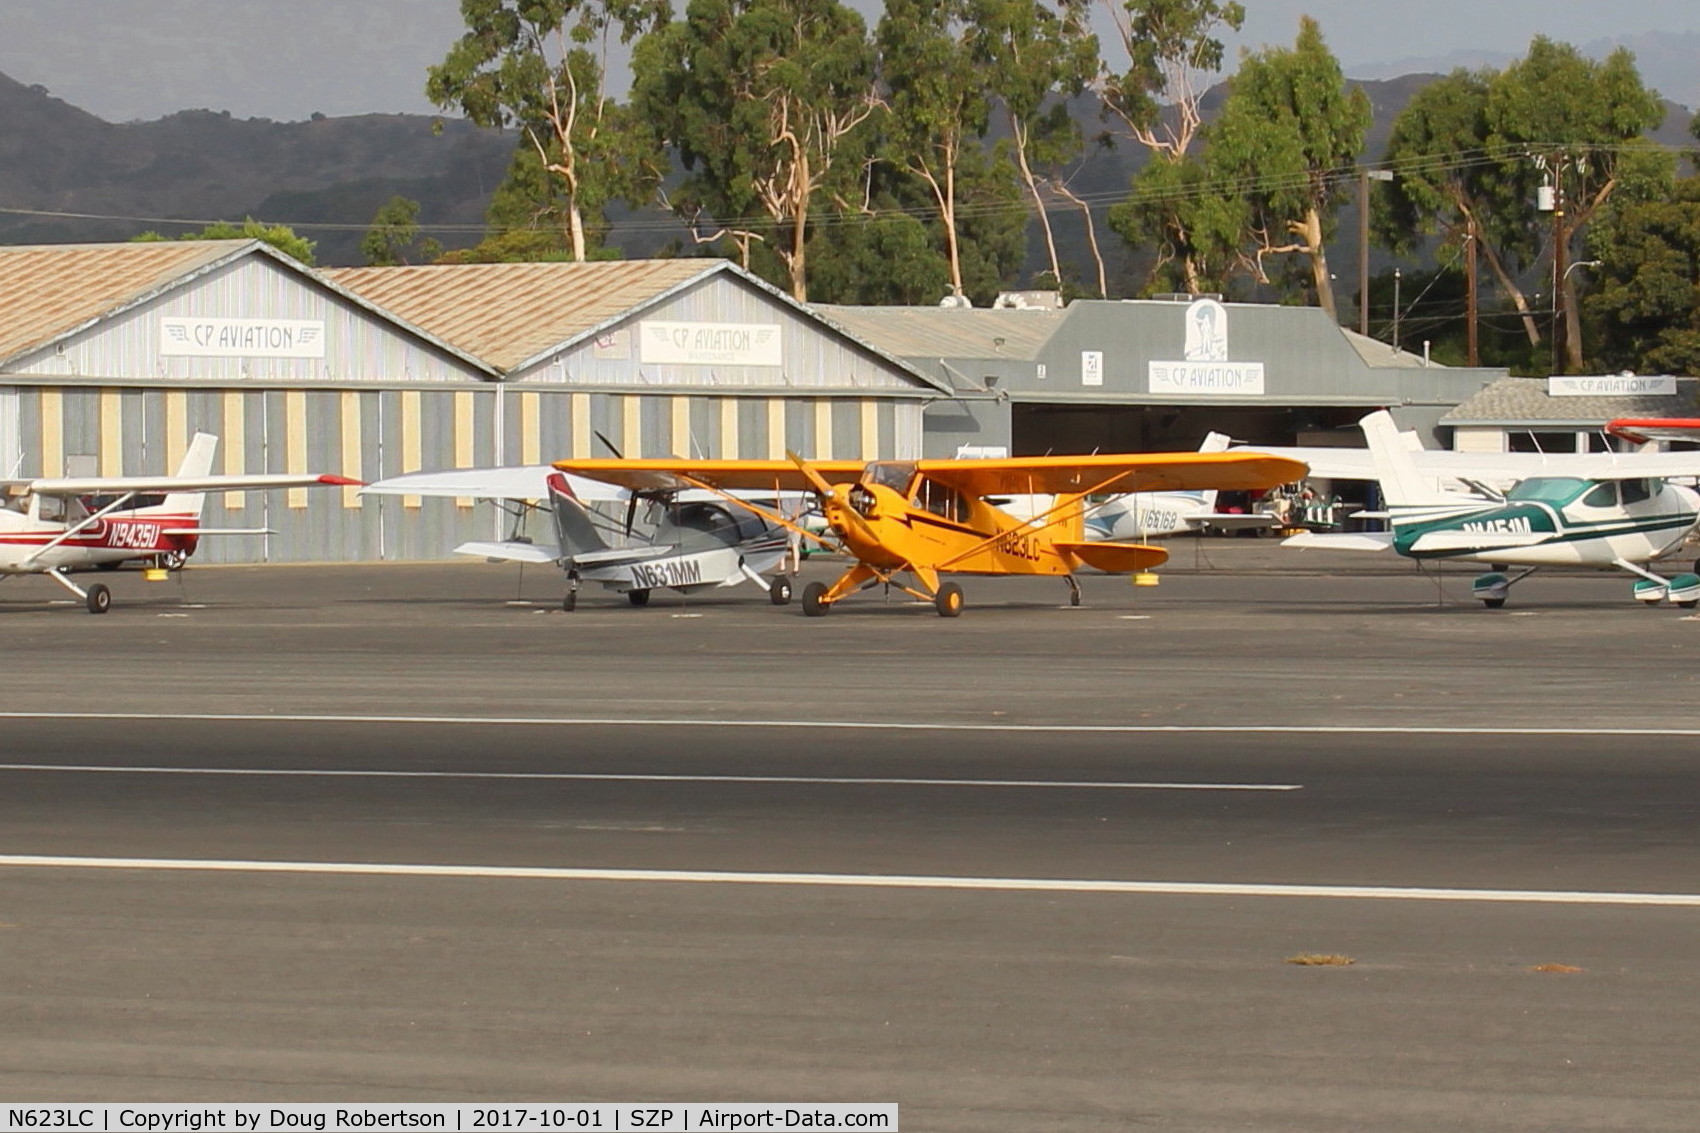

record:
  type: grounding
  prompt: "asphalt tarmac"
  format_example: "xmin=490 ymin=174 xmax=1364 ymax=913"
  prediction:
xmin=2 ymin=544 xmax=1699 ymax=1129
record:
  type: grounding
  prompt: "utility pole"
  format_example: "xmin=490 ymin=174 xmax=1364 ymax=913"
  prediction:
xmin=1358 ymin=168 xmax=1394 ymax=336
xmin=1551 ymin=171 xmax=1566 ymax=376
xmin=1465 ymin=230 xmax=1478 ymax=367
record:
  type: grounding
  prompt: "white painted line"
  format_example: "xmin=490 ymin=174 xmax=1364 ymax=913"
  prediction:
xmin=2 ymin=854 xmax=1697 ymax=907
xmin=4 ymin=710 xmax=1700 ymax=737
xmin=0 ymin=763 xmax=1298 ymax=792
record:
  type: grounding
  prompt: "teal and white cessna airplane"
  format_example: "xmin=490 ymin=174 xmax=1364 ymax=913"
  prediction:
xmin=1286 ymin=411 xmax=1700 ymax=608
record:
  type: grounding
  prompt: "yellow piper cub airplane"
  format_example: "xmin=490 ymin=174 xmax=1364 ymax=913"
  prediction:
xmin=554 ymin=450 xmax=1305 ymax=616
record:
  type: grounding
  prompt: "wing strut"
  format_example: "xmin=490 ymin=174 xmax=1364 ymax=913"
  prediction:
xmin=933 ymin=468 xmax=1136 ymax=570
xmin=21 ymin=491 xmax=140 ymax=567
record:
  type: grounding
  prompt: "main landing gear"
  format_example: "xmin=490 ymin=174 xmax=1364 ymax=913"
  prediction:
xmin=46 ymin=568 xmax=112 ymax=614
xmin=800 ymin=563 xmax=966 ymax=617
xmin=1472 ymin=563 xmax=1700 ymax=609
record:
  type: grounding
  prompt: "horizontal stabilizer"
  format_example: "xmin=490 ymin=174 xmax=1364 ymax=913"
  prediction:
xmin=1054 ymin=539 xmax=1168 ymax=573
xmin=453 ymin=540 xmax=562 ymax=564
xmin=160 ymin=527 xmax=274 ymax=536
xmin=1283 ymin=531 xmax=1395 ymax=551
xmin=568 ymin=544 xmax=677 ymax=567
xmin=1189 ymin=512 xmax=1280 ymax=530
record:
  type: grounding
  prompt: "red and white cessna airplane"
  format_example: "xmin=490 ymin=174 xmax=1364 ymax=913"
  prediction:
xmin=0 ymin=432 xmax=359 ymax=613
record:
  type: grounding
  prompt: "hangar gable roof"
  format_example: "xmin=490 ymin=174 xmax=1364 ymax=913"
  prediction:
xmin=0 ymin=240 xmax=245 ymax=366
xmin=811 ymin=305 xmax=1064 ymax=363
xmin=323 ymin=259 xmax=721 ymax=374
xmin=1443 ymin=376 xmax=1700 ymax=425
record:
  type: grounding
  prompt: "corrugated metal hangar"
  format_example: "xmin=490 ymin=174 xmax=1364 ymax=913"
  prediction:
xmin=0 ymin=242 xmax=944 ymax=563
xmin=818 ymin=296 xmax=1506 ymax=456
xmin=17 ymin=242 xmax=1626 ymax=565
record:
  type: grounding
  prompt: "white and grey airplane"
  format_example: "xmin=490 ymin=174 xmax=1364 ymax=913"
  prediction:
xmin=1285 ymin=411 xmax=1700 ymax=607
xmin=363 ymin=467 xmax=805 ymax=609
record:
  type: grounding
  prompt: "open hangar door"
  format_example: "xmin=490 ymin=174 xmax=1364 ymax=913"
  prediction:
xmin=1012 ymin=403 xmax=1366 ymax=455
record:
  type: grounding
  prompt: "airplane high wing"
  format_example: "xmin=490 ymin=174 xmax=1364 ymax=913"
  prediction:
xmin=364 ymin=465 xmax=815 ymax=610
xmin=1606 ymin=418 xmax=1700 ymax=445
xmin=1237 ymin=436 xmax=1700 ymax=493
xmin=556 ymin=450 xmax=1306 ymax=617
xmin=0 ymin=432 xmax=359 ymax=614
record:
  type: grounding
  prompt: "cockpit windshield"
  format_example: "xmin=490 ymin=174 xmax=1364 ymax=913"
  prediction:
xmin=863 ymin=462 xmax=915 ymax=493
xmin=1504 ymin=477 xmax=1590 ymax=506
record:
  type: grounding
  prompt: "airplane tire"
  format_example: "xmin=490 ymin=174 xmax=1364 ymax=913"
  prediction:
xmin=770 ymin=577 xmax=793 ymax=605
xmin=562 ymin=591 xmax=577 ymax=612
xmin=628 ymin=589 xmax=651 ymax=607
xmin=935 ymin=582 xmax=965 ymax=618
xmin=158 ymin=550 xmax=188 ymax=571
xmin=86 ymin=583 xmax=112 ymax=615
xmin=1482 ymin=597 xmax=1505 ymax=609
xmin=801 ymin=581 xmax=831 ymax=617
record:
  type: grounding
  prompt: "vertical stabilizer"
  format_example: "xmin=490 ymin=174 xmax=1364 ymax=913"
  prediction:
xmin=156 ymin=432 xmax=218 ymax=518
xmin=1198 ymin=432 xmax=1231 ymax=509
xmin=547 ymin=473 xmax=613 ymax=558
xmin=1360 ymin=411 xmax=1455 ymax=508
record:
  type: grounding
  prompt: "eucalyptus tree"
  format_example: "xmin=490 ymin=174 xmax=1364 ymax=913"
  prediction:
xmin=876 ymin=0 xmax=989 ymax=298
xmin=1584 ymin=172 xmax=1700 ymax=376
xmin=360 ymin=196 xmax=444 ymax=266
xmin=634 ymin=0 xmax=881 ymax=301
xmin=1202 ymin=17 xmax=1369 ymax=317
xmin=1378 ymin=70 xmax=1523 ymax=355
xmin=1482 ymin=37 xmax=1663 ymax=372
xmin=1099 ymin=0 xmax=1244 ymax=293
xmin=426 ymin=0 xmax=669 ymax=262
xmin=969 ymin=0 xmax=1100 ymax=293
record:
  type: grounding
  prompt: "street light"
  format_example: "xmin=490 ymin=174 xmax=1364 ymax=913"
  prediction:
xmin=1552 ymin=260 xmax=1602 ymax=375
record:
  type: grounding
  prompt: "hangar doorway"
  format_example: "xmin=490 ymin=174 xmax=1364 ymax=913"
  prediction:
xmin=1011 ymin=403 xmax=1366 ymax=455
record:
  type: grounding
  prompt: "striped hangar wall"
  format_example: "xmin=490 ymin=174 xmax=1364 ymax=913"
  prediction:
xmin=0 ymin=240 xmax=504 ymax=564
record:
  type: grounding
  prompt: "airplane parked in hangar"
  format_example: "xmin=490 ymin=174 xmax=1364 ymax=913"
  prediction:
xmin=362 ymin=466 xmax=816 ymax=609
xmin=554 ymin=449 xmax=1306 ymax=617
xmin=1003 ymin=433 xmax=1286 ymax=540
xmin=1283 ymin=411 xmax=1700 ymax=608
xmin=0 ymin=433 xmax=360 ymax=613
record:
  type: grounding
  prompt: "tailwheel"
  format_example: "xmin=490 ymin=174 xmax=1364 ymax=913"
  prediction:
xmin=770 ymin=576 xmax=793 ymax=605
xmin=801 ymin=581 xmax=831 ymax=617
xmin=934 ymin=581 xmax=964 ymax=618
xmin=628 ymin=588 xmax=651 ymax=607
xmin=157 ymin=549 xmax=188 ymax=571
xmin=562 ymin=590 xmax=577 ymax=612
xmin=86 ymin=583 xmax=112 ymax=615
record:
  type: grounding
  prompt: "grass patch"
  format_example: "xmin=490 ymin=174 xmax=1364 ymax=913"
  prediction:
xmin=1286 ymin=953 xmax=1356 ymax=966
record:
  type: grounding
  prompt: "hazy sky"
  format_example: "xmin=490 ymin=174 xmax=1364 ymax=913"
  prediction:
xmin=3 ymin=0 xmax=1699 ymax=122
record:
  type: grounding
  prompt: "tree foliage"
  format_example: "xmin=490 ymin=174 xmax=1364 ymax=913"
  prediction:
xmin=1201 ymin=17 xmax=1368 ymax=316
xmin=876 ymin=0 xmax=990 ymax=297
xmin=134 ymin=218 xmax=316 ymax=265
xmin=1583 ymin=175 xmax=1700 ymax=375
xmin=427 ymin=0 xmax=669 ymax=261
xmin=634 ymin=0 xmax=881 ymax=301
xmin=970 ymin=0 xmax=1100 ymax=292
xmin=360 ymin=196 xmax=444 ymax=266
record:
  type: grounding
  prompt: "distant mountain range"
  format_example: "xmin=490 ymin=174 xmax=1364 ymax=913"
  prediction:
xmin=1348 ymin=30 xmax=1700 ymax=112
xmin=0 ymin=70 xmax=513 ymax=265
xmin=1 ymin=65 xmax=1693 ymax=283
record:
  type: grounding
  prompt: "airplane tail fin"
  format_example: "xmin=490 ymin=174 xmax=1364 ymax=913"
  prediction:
xmin=1198 ymin=431 xmax=1231 ymax=509
xmin=155 ymin=432 xmax=219 ymax=518
xmin=547 ymin=473 xmax=614 ymax=558
xmin=1360 ymin=411 xmax=1455 ymax=509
